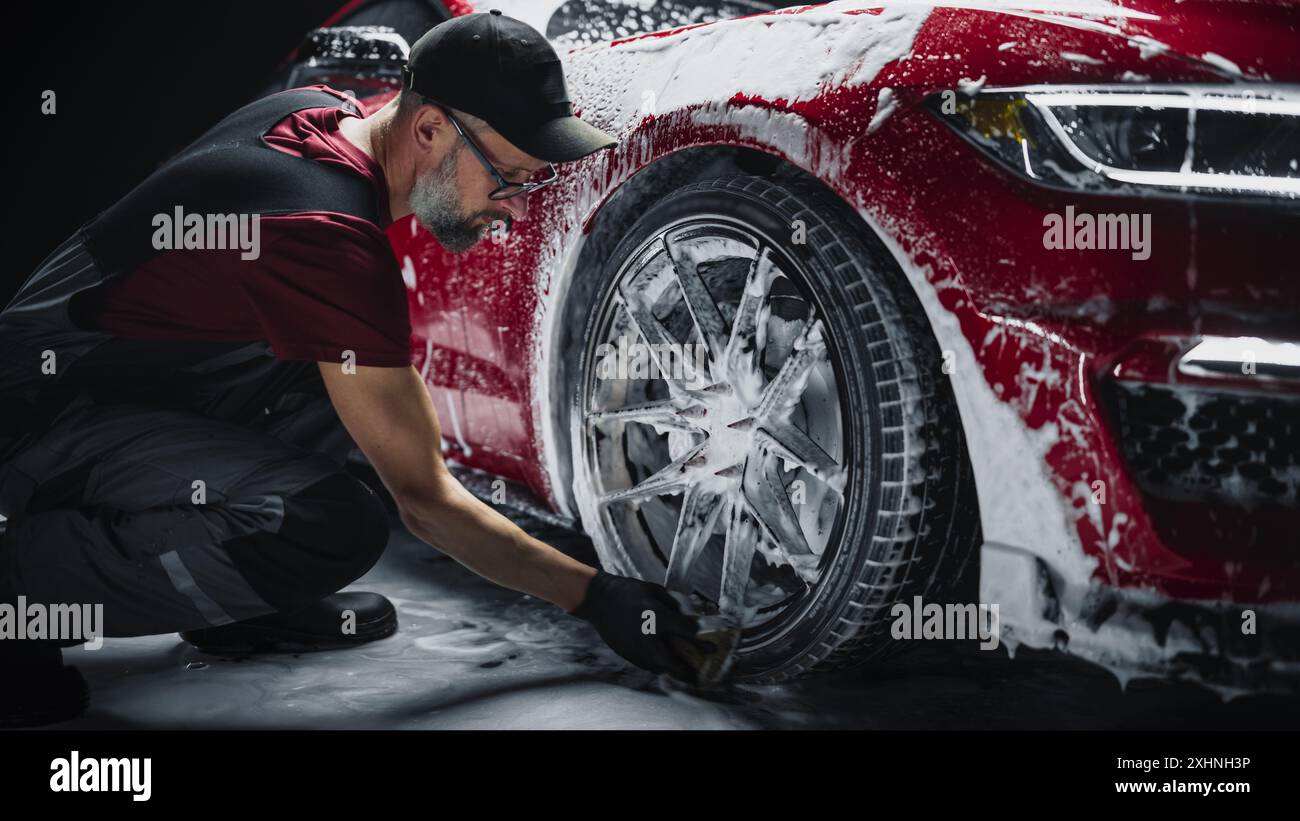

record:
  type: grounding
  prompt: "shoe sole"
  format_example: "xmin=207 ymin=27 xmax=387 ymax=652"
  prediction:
xmin=184 ymin=611 xmax=399 ymax=655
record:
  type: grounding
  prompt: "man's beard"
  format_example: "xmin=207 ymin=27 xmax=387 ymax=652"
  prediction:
xmin=409 ymin=143 xmax=511 ymax=253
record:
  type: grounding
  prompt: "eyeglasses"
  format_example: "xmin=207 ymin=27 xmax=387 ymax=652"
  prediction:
xmin=428 ymin=99 xmax=558 ymax=201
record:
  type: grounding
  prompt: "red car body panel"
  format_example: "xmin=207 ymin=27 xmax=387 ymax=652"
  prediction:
xmin=348 ymin=1 xmax=1298 ymax=669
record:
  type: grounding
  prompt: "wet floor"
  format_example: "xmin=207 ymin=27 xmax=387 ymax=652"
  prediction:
xmin=46 ymin=514 xmax=1300 ymax=730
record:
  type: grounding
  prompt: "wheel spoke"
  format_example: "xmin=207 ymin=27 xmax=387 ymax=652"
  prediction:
xmin=719 ymin=500 xmax=758 ymax=614
xmin=665 ymin=485 xmax=727 ymax=592
xmin=597 ymin=441 xmax=707 ymax=507
xmin=755 ymin=418 xmax=844 ymax=491
xmin=723 ymin=246 xmax=778 ymax=398
xmin=588 ymin=400 xmax=697 ymax=433
xmin=742 ymin=450 xmax=815 ymax=563
xmin=661 ymin=235 xmax=728 ymax=369
xmin=755 ymin=318 xmax=827 ymax=420
xmin=616 ymin=289 xmax=685 ymax=384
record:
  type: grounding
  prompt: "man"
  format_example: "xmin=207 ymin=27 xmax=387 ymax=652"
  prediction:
xmin=0 ymin=11 xmax=712 ymax=727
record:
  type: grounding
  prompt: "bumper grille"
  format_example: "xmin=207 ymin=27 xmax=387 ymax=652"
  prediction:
xmin=1108 ymin=383 xmax=1300 ymax=508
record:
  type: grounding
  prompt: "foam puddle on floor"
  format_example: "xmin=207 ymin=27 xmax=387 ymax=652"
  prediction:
xmin=48 ymin=517 xmax=1296 ymax=730
xmin=51 ymin=524 xmax=762 ymax=730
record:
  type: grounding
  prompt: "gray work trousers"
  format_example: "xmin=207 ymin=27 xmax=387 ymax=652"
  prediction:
xmin=0 ymin=366 xmax=390 ymax=638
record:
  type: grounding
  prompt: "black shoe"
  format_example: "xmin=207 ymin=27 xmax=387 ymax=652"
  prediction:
xmin=179 ymin=591 xmax=397 ymax=654
xmin=0 ymin=642 xmax=90 ymax=728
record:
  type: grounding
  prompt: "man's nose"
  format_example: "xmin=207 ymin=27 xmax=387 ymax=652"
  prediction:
xmin=501 ymin=194 xmax=529 ymax=222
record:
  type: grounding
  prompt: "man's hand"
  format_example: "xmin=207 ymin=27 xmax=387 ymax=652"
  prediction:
xmin=569 ymin=569 xmax=714 ymax=682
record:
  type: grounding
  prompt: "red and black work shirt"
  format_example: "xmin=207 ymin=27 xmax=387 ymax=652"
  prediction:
xmin=91 ymin=86 xmax=412 ymax=368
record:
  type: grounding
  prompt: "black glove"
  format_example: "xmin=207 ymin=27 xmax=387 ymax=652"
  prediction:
xmin=569 ymin=569 xmax=713 ymax=682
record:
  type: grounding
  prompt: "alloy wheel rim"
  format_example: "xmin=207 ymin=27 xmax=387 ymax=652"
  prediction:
xmin=581 ymin=216 xmax=853 ymax=639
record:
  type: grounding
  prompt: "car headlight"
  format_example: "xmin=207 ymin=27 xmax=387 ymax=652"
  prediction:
xmin=928 ymin=85 xmax=1300 ymax=201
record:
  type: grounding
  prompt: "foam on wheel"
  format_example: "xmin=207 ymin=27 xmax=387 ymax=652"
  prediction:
xmin=570 ymin=174 xmax=980 ymax=682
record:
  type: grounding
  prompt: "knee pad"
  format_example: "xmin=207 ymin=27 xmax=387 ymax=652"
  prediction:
xmin=221 ymin=471 xmax=390 ymax=611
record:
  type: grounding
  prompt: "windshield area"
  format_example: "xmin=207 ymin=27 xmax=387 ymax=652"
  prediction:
xmin=544 ymin=0 xmax=785 ymax=47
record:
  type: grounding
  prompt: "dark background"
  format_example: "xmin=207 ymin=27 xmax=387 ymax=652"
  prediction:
xmin=6 ymin=0 xmax=346 ymax=302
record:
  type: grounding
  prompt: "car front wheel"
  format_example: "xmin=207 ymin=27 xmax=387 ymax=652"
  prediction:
xmin=570 ymin=175 xmax=980 ymax=682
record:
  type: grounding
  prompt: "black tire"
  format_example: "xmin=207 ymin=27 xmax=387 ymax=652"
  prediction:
xmin=571 ymin=174 xmax=981 ymax=682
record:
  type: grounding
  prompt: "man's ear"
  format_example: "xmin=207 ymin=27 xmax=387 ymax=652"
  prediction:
xmin=413 ymin=104 xmax=448 ymax=152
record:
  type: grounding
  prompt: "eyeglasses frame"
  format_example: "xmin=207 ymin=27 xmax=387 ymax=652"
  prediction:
xmin=421 ymin=97 xmax=558 ymax=201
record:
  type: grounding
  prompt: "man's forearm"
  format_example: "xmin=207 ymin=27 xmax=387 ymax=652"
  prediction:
xmin=316 ymin=363 xmax=597 ymax=612
xmin=398 ymin=477 xmax=596 ymax=612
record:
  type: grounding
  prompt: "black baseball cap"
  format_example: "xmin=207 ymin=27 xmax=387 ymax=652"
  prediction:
xmin=402 ymin=10 xmax=618 ymax=163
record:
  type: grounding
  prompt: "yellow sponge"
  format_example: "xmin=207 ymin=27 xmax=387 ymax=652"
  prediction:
xmin=670 ymin=627 xmax=740 ymax=686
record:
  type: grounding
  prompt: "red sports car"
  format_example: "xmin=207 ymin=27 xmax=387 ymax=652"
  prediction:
xmin=285 ymin=0 xmax=1300 ymax=688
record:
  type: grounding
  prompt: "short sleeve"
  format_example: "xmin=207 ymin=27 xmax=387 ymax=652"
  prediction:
xmin=240 ymin=214 xmax=412 ymax=367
